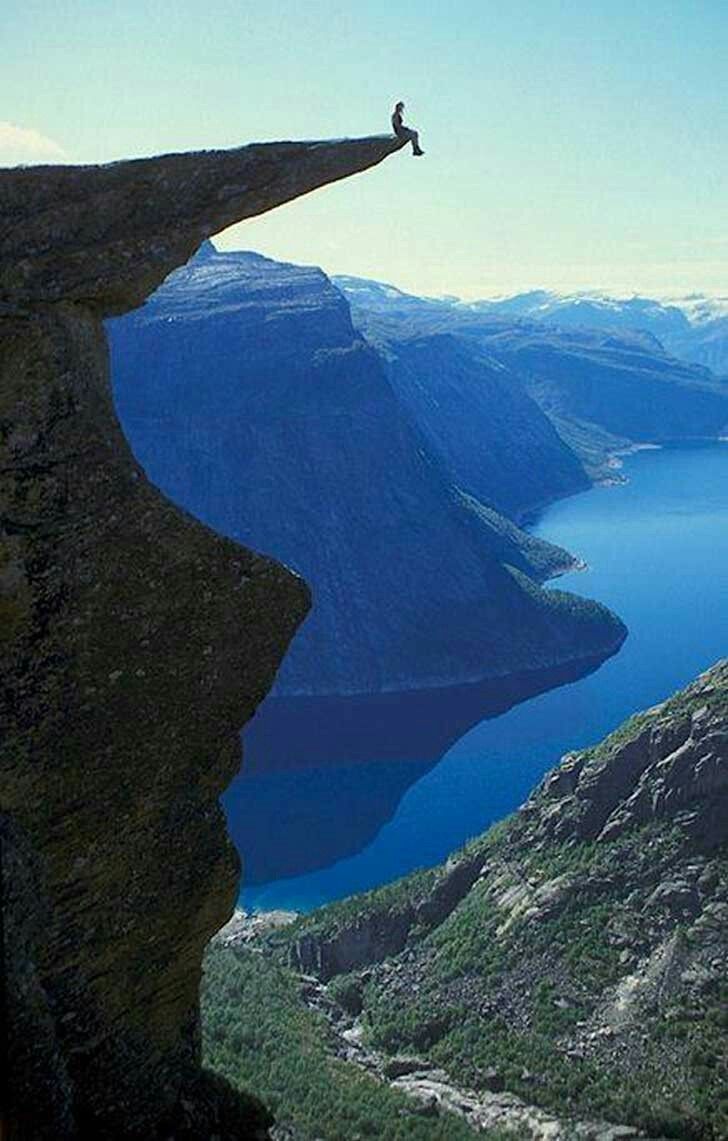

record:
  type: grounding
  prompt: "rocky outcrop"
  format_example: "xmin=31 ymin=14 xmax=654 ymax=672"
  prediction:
xmin=288 ymin=850 xmax=485 ymax=980
xmin=0 ymin=136 xmax=404 ymax=1139
xmin=525 ymin=661 xmax=728 ymax=850
xmin=385 ymin=1068 xmax=649 ymax=1139
xmin=1 ymin=136 xmax=405 ymax=312
xmin=244 ymin=663 xmax=728 ymax=1139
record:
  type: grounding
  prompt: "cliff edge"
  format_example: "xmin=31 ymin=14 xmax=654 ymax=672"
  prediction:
xmin=0 ymin=135 xmax=404 ymax=1139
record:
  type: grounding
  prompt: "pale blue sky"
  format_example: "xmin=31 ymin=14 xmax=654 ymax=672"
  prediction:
xmin=2 ymin=1 xmax=726 ymax=296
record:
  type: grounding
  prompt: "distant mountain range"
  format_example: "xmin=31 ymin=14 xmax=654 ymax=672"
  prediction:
xmin=109 ymin=244 xmax=625 ymax=697
xmin=479 ymin=290 xmax=728 ymax=377
xmin=336 ymin=278 xmax=728 ymax=377
xmin=336 ymin=277 xmax=728 ymax=479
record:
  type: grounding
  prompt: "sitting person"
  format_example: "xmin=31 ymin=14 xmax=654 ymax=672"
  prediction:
xmin=391 ymin=101 xmax=424 ymax=155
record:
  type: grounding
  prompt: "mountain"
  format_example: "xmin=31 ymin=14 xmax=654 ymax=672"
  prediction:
xmin=664 ymin=296 xmax=728 ymax=376
xmin=336 ymin=277 xmax=728 ymax=478
xmin=206 ymin=661 xmax=728 ymax=1141
xmin=474 ymin=291 xmax=728 ymax=379
xmin=474 ymin=291 xmax=693 ymax=338
xmin=379 ymin=333 xmax=590 ymax=521
xmin=337 ymin=279 xmax=728 ymax=378
xmin=109 ymin=245 xmax=624 ymax=697
xmin=479 ymin=325 xmax=728 ymax=460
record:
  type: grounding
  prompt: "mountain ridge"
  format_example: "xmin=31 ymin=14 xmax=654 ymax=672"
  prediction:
xmin=110 ymin=244 xmax=625 ymax=698
xmin=334 ymin=275 xmax=728 ymax=379
xmin=335 ymin=273 xmax=728 ymax=479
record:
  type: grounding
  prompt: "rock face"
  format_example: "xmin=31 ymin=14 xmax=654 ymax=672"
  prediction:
xmin=255 ymin=662 xmax=728 ymax=1139
xmin=525 ymin=673 xmax=728 ymax=850
xmin=288 ymin=850 xmax=486 ymax=980
xmin=2 ymin=136 xmax=405 ymax=313
xmin=109 ymin=244 xmax=624 ymax=696
xmin=0 ymin=136 xmax=404 ymax=1139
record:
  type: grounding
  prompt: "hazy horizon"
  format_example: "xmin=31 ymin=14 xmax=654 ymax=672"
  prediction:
xmin=206 ymin=240 xmax=728 ymax=308
xmin=4 ymin=1 xmax=726 ymax=297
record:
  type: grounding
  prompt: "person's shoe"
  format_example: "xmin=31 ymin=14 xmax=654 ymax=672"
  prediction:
xmin=413 ymin=147 xmax=425 ymax=156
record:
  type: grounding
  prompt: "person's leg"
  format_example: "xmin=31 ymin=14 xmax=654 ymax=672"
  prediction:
xmin=395 ymin=127 xmax=424 ymax=155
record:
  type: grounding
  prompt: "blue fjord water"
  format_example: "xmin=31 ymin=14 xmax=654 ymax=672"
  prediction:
xmin=226 ymin=443 xmax=728 ymax=913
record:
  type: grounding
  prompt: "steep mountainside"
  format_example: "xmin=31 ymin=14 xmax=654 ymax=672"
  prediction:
xmin=0 ymin=134 xmax=406 ymax=1140
xmin=206 ymin=662 xmax=728 ymax=1141
xmin=110 ymin=245 xmax=624 ymax=697
xmin=379 ymin=332 xmax=589 ymax=521
xmin=482 ymin=326 xmax=728 ymax=450
xmin=337 ymin=277 xmax=728 ymax=476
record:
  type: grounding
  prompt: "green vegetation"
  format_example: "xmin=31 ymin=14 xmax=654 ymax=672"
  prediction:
xmin=202 ymin=944 xmax=491 ymax=1140
xmin=657 ymin=977 xmax=728 ymax=1138
xmin=278 ymin=828 xmax=508 ymax=950
xmin=457 ymin=491 xmax=576 ymax=581
xmin=353 ymin=833 xmax=726 ymax=1140
xmin=278 ymin=861 xmax=442 ymax=944
xmin=203 ymin=664 xmax=728 ymax=1140
xmin=507 ymin=562 xmax=621 ymax=627
xmin=262 ymin=819 xmax=725 ymax=1139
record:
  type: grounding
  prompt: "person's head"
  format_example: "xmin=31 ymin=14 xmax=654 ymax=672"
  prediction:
xmin=395 ymin=101 xmax=404 ymax=113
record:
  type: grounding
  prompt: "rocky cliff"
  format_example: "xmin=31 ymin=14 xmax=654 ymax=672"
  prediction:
xmin=0 ymin=135 xmax=405 ymax=1139
xmin=109 ymin=245 xmax=624 ymax=697
xmin=212 ymin=662 xmax=728 ymax=1139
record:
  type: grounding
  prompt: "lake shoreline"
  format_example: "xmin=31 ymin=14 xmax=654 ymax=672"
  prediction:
xmin=231 ymin=443 xmax=728 ymax=913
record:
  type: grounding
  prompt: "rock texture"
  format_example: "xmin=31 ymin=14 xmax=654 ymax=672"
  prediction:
xmin=0 ymin=136 xmax=404 ymax=1139
xmin=2 ymin=136 xmax=406 ymax=313
xmin=288 ymin=850 xmax=486 ymax=981
xmin=524 ymin=673 xmax=728 ymax=850
xmin=238 ymin=662 xmax=728 ymax=1139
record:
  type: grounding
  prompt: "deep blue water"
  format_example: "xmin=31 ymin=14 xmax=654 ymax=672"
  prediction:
xmin=226 ymin=443 xmax=728 ymax=912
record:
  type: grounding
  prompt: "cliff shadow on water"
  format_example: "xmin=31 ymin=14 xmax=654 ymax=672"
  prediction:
xmin=228 ymin=651 xmax=616 ymax=886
